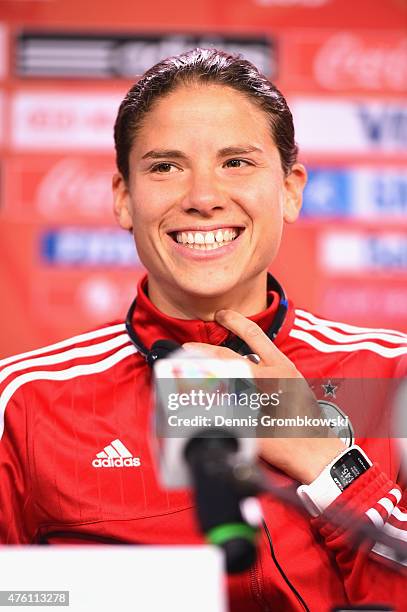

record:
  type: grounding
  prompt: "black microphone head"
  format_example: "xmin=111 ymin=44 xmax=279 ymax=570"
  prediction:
xmin=222 ymin=537 xmax=257 ymax=574
xmin=147 ymin=339 xmax=182 ymax=368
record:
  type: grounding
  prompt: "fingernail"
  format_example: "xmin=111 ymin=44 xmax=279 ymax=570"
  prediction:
xmin=243 ymin=353 xmax=261 ymax=364
xmin=215 ymin=309 xmax=227 ymax=318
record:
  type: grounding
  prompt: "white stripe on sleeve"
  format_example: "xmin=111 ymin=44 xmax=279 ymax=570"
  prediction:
xmin=294 ymin=317 xmax=407 ymax=346
xmin=289 ymin=329 xmax=407 ymax=358
xmin=0 ymin=334 xmax=130 ymax=384
xmin=0 ymin=324 xmax=126 ymax=368
xmin=295 ymin=309 xmax=407 ymax=339
xmin=366 ymin=508 xmax=385 ymax=528
xmin=0 ymin=344 xmax=137 ymax=439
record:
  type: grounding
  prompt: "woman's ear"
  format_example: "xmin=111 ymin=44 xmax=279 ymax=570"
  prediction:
xmin=112 ymin=172 xmax=133 ymax=230
xmin=283 ymin=163 xmax=307 ymax=224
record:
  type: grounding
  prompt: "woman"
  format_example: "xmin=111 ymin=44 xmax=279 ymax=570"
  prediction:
xmin=1 ymin=49 xmax=406 ymax=610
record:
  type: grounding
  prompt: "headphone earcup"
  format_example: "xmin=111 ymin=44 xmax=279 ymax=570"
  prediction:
xmin=146 ymin=339 xmax=182 ymax=368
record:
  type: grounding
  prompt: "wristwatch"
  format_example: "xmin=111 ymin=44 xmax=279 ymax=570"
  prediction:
xmin=297 ymin=445 xmax=372 ymax=517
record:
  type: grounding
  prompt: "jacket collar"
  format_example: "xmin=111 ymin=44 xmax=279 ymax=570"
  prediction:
xmin=131 ymin=274 xmax=295 ymax=351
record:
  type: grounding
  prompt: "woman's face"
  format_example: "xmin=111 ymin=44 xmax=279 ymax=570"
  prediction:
xmin=113 ymin=83 xmax=306 ymax=312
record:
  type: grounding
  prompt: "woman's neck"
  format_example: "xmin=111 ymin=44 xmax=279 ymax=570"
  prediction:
xmin=147 ymin=275 xmax=269 ymax=321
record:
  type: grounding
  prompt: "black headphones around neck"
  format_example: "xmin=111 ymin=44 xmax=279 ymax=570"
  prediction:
xmin=125 ymin=273 xmax=288 ymax=367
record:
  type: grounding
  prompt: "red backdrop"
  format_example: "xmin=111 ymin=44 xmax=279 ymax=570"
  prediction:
xmin=1 ymin=0 xmax=406 ymax=357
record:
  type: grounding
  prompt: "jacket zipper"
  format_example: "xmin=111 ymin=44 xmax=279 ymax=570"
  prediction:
xmin=249 ymin=562 xmax=271 ymax=611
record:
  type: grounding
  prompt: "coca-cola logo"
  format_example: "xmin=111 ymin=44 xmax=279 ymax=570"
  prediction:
xmin=36 ymin=158 xmax=114 ymax=220
xmin=314 ymin=33 xmax=407 ymax=91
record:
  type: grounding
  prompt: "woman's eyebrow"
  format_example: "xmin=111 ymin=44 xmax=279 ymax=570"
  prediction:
xmin=217 ymin=145 xmax=263 ymax=157
xmin=141 ymin=145 xmax=263 ymax=161
xmin=141 ymin=149 xmax=187 ymax=160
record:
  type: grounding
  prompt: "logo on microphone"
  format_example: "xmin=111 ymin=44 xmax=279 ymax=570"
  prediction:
xmin=91 ymin=439 xmax=141 ymax=468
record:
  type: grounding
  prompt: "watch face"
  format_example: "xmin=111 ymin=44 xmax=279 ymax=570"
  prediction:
xmin=330 ymin=449 xmax=371 ymax=492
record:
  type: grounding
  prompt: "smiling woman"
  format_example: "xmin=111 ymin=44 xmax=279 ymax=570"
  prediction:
xmin=1 ymin=48 xmax=406 ymax=612
xmin=112 ymin=54 xmax=307 ymax=319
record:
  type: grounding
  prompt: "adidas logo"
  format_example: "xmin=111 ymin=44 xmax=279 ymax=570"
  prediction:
xmin=92 ymin=439 xmax=141 ymax=468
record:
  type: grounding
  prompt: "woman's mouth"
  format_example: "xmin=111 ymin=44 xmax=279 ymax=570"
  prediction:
xmin=169 ymin=227 xmax=243 ymax=251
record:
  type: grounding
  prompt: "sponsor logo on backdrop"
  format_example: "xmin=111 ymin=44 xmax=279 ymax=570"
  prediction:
xmin=11 ymin=92 xmax=121 ymax=150
xmin=353 ymin=170 xmax=407 ymax=218
xmin=30 ymin=271 xmax=140 ymax=324
xmin=76 ymin=276 xmax=139 ymax=319
xmin=292 ymin=98 xmax=407 ymax=153
xmin=357 ymin=105 xmax=407 ymax=147
xmin=16 ymin=32 xmax=275 ymax=78
xmin=41 ymin=228 xmax=139 ymax=266
xmin=77 ymin=277 xmax=128 ymax=318
xmin=302 ymin=168 xmax=407 ymax=219
xmin=320 ymin=232 xmax=407 ymax=272
xmin=314 ymin=33 xmax=407 ymax=92
xmin=36 ymin=158 xmax=114 ymax=220
xmin=320 ymin=284 xmax=407 ymax=326
xmin=302 ymin=169 xmax=351 ymax=217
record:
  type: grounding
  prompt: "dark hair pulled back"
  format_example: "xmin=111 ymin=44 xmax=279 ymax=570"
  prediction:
xmin=114 ymin=48 xmax=298 ymax=181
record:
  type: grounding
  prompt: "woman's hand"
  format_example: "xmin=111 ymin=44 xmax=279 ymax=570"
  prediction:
xmin=183 ymin=309 xmax=345 ymax=484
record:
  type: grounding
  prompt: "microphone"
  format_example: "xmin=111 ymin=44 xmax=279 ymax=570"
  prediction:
xmin=146 ymin=339 xmax=182 ymax=368
xmin=153 ymin=350 xmax=259 ymax=573
xmin=184 ymin=429 xmax=258 ymax=573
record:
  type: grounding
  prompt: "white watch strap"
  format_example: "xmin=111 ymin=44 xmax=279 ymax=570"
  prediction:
xmin=297 ymin=445 xmax=372 ymax=517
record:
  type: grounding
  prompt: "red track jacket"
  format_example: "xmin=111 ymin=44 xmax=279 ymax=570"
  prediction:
xmin=1 ymin=276 xmax=406 ymax=611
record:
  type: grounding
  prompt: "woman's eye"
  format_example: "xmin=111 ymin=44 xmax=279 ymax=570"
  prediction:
xmin=151 ymin=163 xmax=176 ymax=173
xmin=224 ymin=159 xmax=250 ymax=168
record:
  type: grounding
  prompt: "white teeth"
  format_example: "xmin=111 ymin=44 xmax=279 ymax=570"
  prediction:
xmin=174 ymin=228 xmax=241 ymax=247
